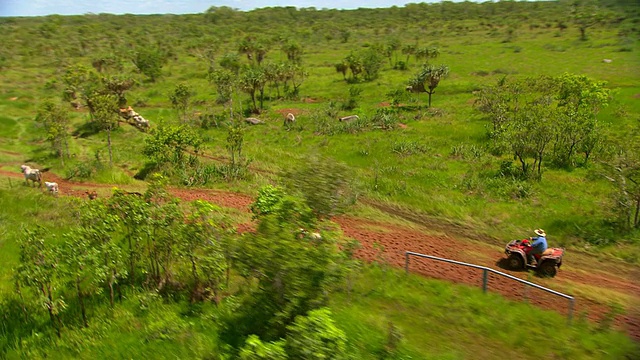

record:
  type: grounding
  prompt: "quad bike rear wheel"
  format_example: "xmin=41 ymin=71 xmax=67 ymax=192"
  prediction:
xmin=537 ymin=260 xmax=557 ymax=277
xmin=507 ymin=253 xmax=524 ymax=270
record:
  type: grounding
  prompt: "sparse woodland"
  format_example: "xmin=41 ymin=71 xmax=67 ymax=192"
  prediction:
xmin=0 ymin=0 xmax=639 ymax=358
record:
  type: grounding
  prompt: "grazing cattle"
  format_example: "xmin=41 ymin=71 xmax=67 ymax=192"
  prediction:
xmin=245 ymin=117 xmax=264 ymax=125
xmin=284 ymin=113 xmax=296 ymax=124
xmin=44 ymin=181 xmax=59 ymax=195
xmin=339 ymin=115 xmax=360 ymax=122
xmin=119 ymin=106 xmax=150 ymax=129
xmin=132 ymin=114 xmax=150 ymax=128
xmin=603 ymin=59 xmax=612 ymax=63
xmin=297 ymin=228 xmax=322 ymax=241
xmin=85 ymin=190 xmax=98 ymax=200
xmin=20 ymin=165 xmax=42 ymax=187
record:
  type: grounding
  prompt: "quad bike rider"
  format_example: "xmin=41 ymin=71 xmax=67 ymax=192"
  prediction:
xmin=525 ymin=229 xmax=547 ymax=266
xmin=504 ymin=228 xmax=564 ymax=277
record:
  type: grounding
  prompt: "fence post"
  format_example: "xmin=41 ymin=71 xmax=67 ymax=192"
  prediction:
xmin=568 ymin=298 xmax=575 ymax=325
xmin=405 ymin=252 xmax=409 ymax=274
xmin=482 ymin=269 xmax=488 ymax=293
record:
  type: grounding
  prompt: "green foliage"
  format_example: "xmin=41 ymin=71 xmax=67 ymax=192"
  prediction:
xmin=250 ymin=185 xmax=286 ymax=219
xmin=169 ymin=82 xmax=193 ymax=122
xmin=143 ymin=124 xmax=203 ymax=167
xmin=408 ymin=63 xmax=450 ymax=107
xmin=341 ymin=86 xmax=362 ymax=111
xmin=239 ymin=335 xmax=287 ymax=360
xmin=239 ymin=66 xmax=267 ymax=113
xmin=15 ymin=226 xmax=66 ymax=337
xmin=208 ymin=68 xmax=235 ymax=104
xmin=476 ymin=74 xmax=610 ymax=178
xmin=282 ymin=156 xmax=356 ymax=219
xmin=133 ymin=46 xmax=167 ymax=82
xmin=226 ymin=216 xmax=347 ymax=343
xmin=285 ymin=308 xmax=347 ymax=360
xmin=102 ymin=74 xmax=135 ymax=108
xmin=35 ymin=100 xmax=70 ymax=163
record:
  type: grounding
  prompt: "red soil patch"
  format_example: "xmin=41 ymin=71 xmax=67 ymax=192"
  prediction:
xmin=333 ymin=216 xmax=640 ymax=341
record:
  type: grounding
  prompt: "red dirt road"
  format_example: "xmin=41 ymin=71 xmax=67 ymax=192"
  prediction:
xmin=2 ymin=167 xmax=638 ymax=340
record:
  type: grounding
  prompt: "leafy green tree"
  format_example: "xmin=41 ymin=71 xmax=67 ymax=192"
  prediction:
xmin=408 ymin=64 xmax=450 ymax=107
xmin=226 ymin=123 xmax=249 ymax=179
xmin=239 ymin=335 xmax=287 ymax=360
xmin=334 ymin=61 xmax=348 ymax=80
xmin=133 ymin=46 xmax=166 ymax=82
xmin=61 ymin=64 xmax=95 ymax=108
xmin=345 ymin=53 xmax=363 ymax=82
xmin=143 ymin=125 xmax=203 ymax=168
xmin=239 ymin=66 xmax=267 ymax=113
xmin=106 ymin=188 xmax=151 ymax=283
xmin=15 ymin=227 xmax=65 ymax=337
xmin=548 ymin=74 xmax=609 ymax=166
xmin=179 ymin=201 xmax=228 ymax=302
xmin=238 ymin=36 xmax=257 ymax=63
xmin=282 ymin=156 xmax=356 ymax=219
xmin=401 ymin=43 xmax=417 ymax=66
xmin=102 ymin=74 xmax=135 ymax=108
xmin=508 ymin=97 xmax=555 ymax=178
xmin=570 ymin=0 xmax=606 ymax=41
xmin=250 ymin=185 xmax=316 ymax=229
xmin=76 ymin=200 xmax=125 ymax=307
xmin=282 ymin=39 xmax=303 ymax=64
xmin=219 ymin=52 xmax=242 ymax=74
xmin=384 ymin=37 xmax=402 ymax=68
xmin=282 ymin=63 xmax=307 ymax=99
xmin=35 ymin=101 xmax=71 ymax=165
xmin=169 ymin=82 xmax=194 ymax=123
xmin=208 ymin=68 xmax=235 ymax=104
xmin=62 ymin=229 xmax=101 ymax=327
xmin=361 ymin=47 xmax=385 ymax=81
xmin=285 ymin=308 xmax=347 ymax=360
xmin=228 ymin=215 xmax=343 ymax=342
xmin=87 ymin=93 xmax=119 ymax=166
xmin=415 ymin=46 xmax=440 ymax=63
xmin=603 ymin=135 xmax=640 ymax=231
xmin=91 ymin=53 xmax=123 ymax=73
xmin=263 ymin=62 xmax=284 ymax=99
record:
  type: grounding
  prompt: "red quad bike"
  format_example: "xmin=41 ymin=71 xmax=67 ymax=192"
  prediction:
xmin=504 ymin=239 xmax=564 ymax=277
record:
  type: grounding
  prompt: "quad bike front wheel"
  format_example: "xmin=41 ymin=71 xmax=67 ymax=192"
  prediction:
xmin=507 ymin=253 xmax=524 ymax=270
xmin=537 ymin=260 xmax=557 ymax=277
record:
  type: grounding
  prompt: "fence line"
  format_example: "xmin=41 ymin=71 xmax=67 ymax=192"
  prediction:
xmin=404 ymin=251 xmax=575 ymax=324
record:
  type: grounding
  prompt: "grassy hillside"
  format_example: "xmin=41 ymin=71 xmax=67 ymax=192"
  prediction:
xmin=1 ymin=1 xmax=639 ymax=358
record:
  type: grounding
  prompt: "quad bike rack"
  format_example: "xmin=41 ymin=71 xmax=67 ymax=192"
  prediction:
xmin=404 ymin=251 xmax=575 ymax=324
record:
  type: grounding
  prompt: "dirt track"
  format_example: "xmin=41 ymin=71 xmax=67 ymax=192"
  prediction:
xmin=2 ymin=167 xmax=638 ymax=340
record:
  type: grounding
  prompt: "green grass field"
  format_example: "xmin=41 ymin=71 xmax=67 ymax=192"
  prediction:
xmin=1 ymin=1 xmax=639 ymax=358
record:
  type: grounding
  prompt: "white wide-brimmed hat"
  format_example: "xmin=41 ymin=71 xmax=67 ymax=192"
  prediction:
xmin=534 ymin=229 xmax=546 ymax=237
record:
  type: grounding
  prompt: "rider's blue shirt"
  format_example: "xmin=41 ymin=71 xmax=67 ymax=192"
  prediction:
xmin=531 ymin=236 xmax=548 ymax=252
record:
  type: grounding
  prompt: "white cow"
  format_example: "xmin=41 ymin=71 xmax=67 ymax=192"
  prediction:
xmin=285 ymin=113 xmax=295 ymax=124
xmin=245 ymin=117 xmax=264 ymax=125
xmin=44 ymin=181 xmax=59 ymax=195
xmin=339 ymin=115 xmax=360 ymax=122
xmin=20 ymin=165 xmax=42 ymax=187
xmin=133 ymin=114 xmax=150 ymax=128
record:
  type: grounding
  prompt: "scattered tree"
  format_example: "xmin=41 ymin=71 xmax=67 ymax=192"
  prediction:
xmin=35 ymin=101 xmax=71 ymax=165
xmin=408 ymin=64 xmax=450 ymax=107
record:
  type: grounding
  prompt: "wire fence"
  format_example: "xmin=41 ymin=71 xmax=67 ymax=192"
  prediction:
xmin=404 ymin=251 xmax=575 ymax=324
